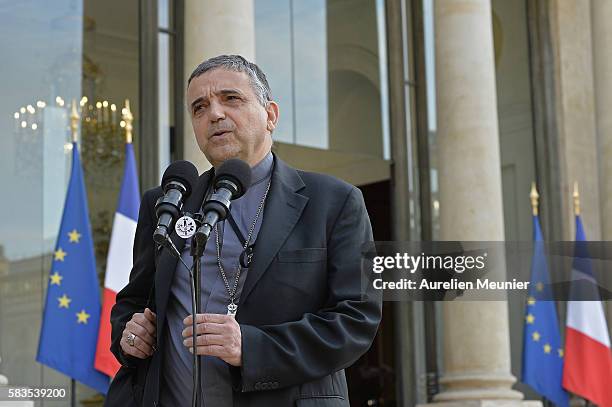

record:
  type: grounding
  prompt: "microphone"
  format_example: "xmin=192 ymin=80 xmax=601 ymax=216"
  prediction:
xmin=193 ymin=159 xmax=252 ymax=250
xmin=153 ymin=160 xmax=199 ymax=245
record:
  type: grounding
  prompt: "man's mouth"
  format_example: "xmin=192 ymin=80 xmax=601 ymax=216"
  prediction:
xmin=211 ymin=130 xmax=231 ymax=138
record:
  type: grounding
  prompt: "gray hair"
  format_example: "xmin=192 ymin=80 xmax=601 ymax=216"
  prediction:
xmin=187 ymin=55 xmax=272 ymax=107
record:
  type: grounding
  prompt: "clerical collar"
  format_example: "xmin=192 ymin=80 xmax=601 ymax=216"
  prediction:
xmin=250 ymin=152 xmax=273 ymax=186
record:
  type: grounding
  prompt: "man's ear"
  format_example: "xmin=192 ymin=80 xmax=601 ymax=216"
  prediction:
xmin=266 ymin=101 xmax=279 ymax=133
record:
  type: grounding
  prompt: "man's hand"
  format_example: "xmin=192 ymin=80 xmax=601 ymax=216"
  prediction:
xmin=120 ymin=308 xmax=157 ymax=359
xmin=182 ymin=313 xmax=242 ymax=366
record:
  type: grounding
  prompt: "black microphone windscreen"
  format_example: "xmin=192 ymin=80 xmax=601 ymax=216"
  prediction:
xmin=161 ymin=160 xmax=199 ymax=197
xmin=215 ymin=159 xmax=252 ymax=199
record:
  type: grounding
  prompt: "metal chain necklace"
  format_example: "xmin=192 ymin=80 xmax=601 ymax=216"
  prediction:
xmin=214 ymin=178 xmax=271 ymax=316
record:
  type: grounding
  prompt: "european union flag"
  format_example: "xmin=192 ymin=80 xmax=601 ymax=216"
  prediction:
xmin=36 ymin=141 xmax=109 ymax=394
xmin=522 ymin=215 xmax=568 ymax=407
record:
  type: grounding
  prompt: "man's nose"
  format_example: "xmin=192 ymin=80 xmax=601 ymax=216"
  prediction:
xmin=208 ymin=101 xmax=225 ymax=122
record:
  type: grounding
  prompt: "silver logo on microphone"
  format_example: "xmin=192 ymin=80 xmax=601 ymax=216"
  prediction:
xmin=175 ymin=216 xmax=196 ymax=239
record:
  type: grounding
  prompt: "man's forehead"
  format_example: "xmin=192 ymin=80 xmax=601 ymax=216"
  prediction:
xmin=187 ymin=69 xmax=251 ymax=98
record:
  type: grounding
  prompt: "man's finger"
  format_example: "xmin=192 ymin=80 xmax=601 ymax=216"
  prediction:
xmin=133 ymin=313 xmax=157 ymax=336
xmin=183 ymin=334 xmax=225 ymax=348
xmin=144 ymin=308 xmax=157 ymax=322
xmin=122 ymin=336 xmax=150 ymax=359
xmin=126 ymin=321 xmax=155 ymax=347
xmin=130 ymin=334 xmax=153 ymax=356
xmin=199 ymin=313 xmax=229 ymax=323
xmin=183 ymin=313 xmax=230 ymax=326
xmin=182 ymin=322 xmax=226 ymax=338
xmin=123 ymin=329 xmax=154 ymax=356
xmin=126 ymin=320 xmax=155 ymax=346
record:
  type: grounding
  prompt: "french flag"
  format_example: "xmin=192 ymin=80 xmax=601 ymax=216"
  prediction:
xmin=562 ymin=215 xmax=612 ymax=407
xmin=94 ymin=142 xmax=140 ymax=377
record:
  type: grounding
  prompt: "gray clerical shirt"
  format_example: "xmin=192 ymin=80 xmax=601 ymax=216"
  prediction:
xmin=159 ymin=152 xmax=273 ymax=407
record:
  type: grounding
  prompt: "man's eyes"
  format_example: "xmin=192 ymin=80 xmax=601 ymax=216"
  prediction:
xmin=192 ymin=96 xmax=241 ymax=113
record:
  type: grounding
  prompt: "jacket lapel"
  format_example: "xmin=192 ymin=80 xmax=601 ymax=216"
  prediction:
xmin=238 ymin=156 xmax=309 ymax=307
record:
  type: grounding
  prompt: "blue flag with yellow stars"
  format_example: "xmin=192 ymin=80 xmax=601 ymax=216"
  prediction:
xmin=36 ymin=141 xmax=109 ymax=394
xmin=521 ymin=215 xmax=568 ymax=407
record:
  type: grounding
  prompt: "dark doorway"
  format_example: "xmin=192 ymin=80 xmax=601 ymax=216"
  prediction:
xmin=345 ymin=180 xmax=397 ymax=406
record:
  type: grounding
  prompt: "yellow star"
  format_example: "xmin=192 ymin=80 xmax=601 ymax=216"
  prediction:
xmin=76 ymin=309 xmax=90 ymax=324
xmin=58 ymin=294 xmax=71 ymax=308
xmin=50 ymin=272 xmax=63 ymax=286
xmin=543 ymin=343 xmax=552 ymax=354
xmin=54 ymin=248 xmax=67 ymax=262
xmin=68 ymin=229 xmax=81 ymax=243
xmin=536 ymin=282 xmax=544 ymax=292
xmin=532 ymin=331 xmax=541 ymax=342
xmin=527 ymin=296 xmax=536 ymax=306
xmin=525 ymin=314 xmax=535 ymax=324
xmin=558 ymin=348 xmax=564 ymax=358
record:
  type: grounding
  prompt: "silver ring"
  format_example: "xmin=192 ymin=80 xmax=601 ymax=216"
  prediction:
xmin=127 ymin=332 xmax=136 ymax=347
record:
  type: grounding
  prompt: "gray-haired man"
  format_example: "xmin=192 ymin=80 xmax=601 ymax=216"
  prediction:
xmin=106 ymin=55 xmax=382 ymax=407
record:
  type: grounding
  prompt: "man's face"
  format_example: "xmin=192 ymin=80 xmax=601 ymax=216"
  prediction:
xmin=186 ymin=68 xmax=278 ymax=167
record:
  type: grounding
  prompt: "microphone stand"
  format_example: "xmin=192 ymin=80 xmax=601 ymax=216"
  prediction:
xmin=156 ymin=222 xmax=203 ymax=407
xmin=190 ymin=212 xmax=206 ymax=407
xmin=188 ymin=185 xmax=232 ymax=407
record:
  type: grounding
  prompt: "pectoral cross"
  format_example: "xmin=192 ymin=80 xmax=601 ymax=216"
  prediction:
xmin=227 ymin=302 xmax=238 ymax=316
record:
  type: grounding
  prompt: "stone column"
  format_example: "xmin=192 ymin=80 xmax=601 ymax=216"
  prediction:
xmin=183 ymin=0 xmax=255 ymax=171
xmin=590 ymin=0 xmax=612 ymax=329
xmin=425 ymin=1 xmax=531 ymax=405
xmin=550 ymin=0 xmax=601 ymax=241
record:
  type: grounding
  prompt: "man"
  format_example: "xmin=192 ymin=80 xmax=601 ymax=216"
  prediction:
xmin=106 ymin=55 xmax=381 ymax=407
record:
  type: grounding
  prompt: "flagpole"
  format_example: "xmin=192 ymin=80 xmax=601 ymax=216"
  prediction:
xmin=71 ymin=379 xmax=76 ymax=407
xmin=571 ymin=184 xmax=591 ymax=407
xmin=530 ymin=180 xmax=543 ymax=379
xmin=70 ymin=99 xmax=79 ymax=407
xmin=572 ymin=181 xmax=580 ymax=216
xmin=70 ymin=99 xmax=79 ymax=144
xmin=530 ymin=182 xmax=539 ymax=216
xmin=122 ymin=99 xmax=133 ymax=144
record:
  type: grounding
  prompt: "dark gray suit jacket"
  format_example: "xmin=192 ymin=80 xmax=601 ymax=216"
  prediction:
xmin=106 ymin=154 xmax=382 ymax=407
